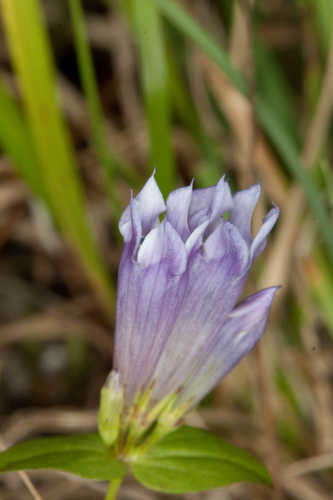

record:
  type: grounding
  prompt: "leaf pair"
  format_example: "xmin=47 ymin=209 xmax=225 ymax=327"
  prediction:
xmin=0 ymin=426 xmax=271 ymax=494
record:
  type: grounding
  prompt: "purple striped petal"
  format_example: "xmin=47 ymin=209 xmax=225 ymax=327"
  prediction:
xmin=113 ymin=174 xmax=279 ymax=425
xmin=251 ymin=205 xmax=280 ymax=260
xmin=114 ymin=221 xmax=188 ymax=403
xmin=166 ymin=182 xmax=193 ymax=241
xmin=204 ymin=221 xmax=249 ymax=268
xmin=137 ymin=220 xmax=187 ymax=274
xmin=177 ymin=286 xmax=279 ymax=407
xmin=119 ymin=172 xmax=166 ymax=243
xmin=151 ymin=224 xmax=250 ymax=401
xmin=188 ymin=176 xmax=233 ymax=233
xmin=119 ymin=195 xmax=141 ymax=248
xmin=229 ymin=184 xmax=261 ymax=245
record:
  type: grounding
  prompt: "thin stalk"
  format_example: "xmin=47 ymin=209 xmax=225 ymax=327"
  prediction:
xmin=105 ymin=478 xmax=122 ymax=500
xmin=69 ymin=0 xmax=123 ymax=217
xmin=126 ymin=0 xmax=175 ymax=196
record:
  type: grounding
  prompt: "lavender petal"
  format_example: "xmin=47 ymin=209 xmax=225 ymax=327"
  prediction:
xmin=152 ymin=226 xmax=250 ymax=401
xmin=188 ymin=176 xmax=233 ymax=233
xmin=229 ymin=184 xmax=261 ymax=245
xmin=115 ymin=221 xmax=188 ymax=404
xmin=251 ymin=205 xmax=280 ymax=260
xmin=178 ymin=286 xmax=279 ymax=407
xmin=166 ymin=182 xmax=193 ymax=241
xmin=119 ymin=172 xmax=166 ymax=242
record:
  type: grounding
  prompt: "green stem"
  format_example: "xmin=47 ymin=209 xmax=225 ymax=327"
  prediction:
xmin=105 ymin=478 xmax=122 ymax=500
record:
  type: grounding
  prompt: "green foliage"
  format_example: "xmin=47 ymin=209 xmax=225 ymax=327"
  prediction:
xmin=308 ymin=0 xmax=333 ymax=53
xmin=0 ymin=426 xmax=270 ymax=494
xmin=1 ymin=0 xmax=115 ymax=314
xmin=157 ymin=0 xmax=333 ymax=266
xmin=131 ymin=425 xmax=271 ymax=493
xmin=0 ymin=81 xmax=45 ymax=199
xmin=0 ymin=434 xmax=127 ymax=480
xmin=68 ymin=0 xmax=139 ymax=215
xmin=254 ymin=37 xmax=300 ymax=148
xmin=126 ymin=0 xmax=175 ymax=195
xmin=157 ymin=0 xmax=247 ymax=94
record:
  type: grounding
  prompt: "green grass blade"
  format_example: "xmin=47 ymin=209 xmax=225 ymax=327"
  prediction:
xmin=166 ymin=46 xmax=222 ymax=184
xmin=0 ymin=80 xmax=46 ymax=198
xmin=256 ymin=97 xmax=333 ymax=262
xmin=309 ymin=0 xmax=333 ymax=53
xmin=254 ymin=36 xmax=300 ymax=147
xmin=157 ymin=0 xmax=333 ymax=264
xmin=1 ymin=0 xmax=115 ymax=315
xmin=127 ymin=0 xmax=175 ymax=195
xmin=68 ymin=0 xmax=135 ymax=215
xmin=157 ymin=0 xmax=247 ymax=95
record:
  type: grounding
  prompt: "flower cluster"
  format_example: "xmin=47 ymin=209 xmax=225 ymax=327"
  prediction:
xmin=99 ymin=174 xmax=279 ymax=453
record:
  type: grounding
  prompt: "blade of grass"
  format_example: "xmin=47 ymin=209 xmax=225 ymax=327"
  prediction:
xmin=1 ymin=0 xmax=115 ymax=316
xmin=166 ymin=47 xmax=222 ymax=185
xmin=0 ymin=80 xmax=46 ymax=199
xmin=156 ymin=0 xmax=333 ymax=265
xmin=157 ymin=0 xmax=247 ymax=94
xmin=305 ymin=251 xmax=333 ymax=338
xmin=309 ymin=0 xmax=333 ymax=54
xmin=68 ymin=0 xmax=138 ymax=215
xmin=254 ymin=36 xmax=300 ymax=148
xmin=125 ymin=0 xmax=175 ymax=195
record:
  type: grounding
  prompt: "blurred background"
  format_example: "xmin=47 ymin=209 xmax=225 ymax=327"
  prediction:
xmin=0 ymin=0 xmax=333 ymax=498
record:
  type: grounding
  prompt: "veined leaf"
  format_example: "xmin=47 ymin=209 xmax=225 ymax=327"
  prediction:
xmin=0 ymin=433 xmax=127 ymax=481
xmin=131 ymin=425 xmax=271 ymax=493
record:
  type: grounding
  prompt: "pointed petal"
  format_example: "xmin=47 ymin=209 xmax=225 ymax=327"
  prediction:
xmin=166 ymin=182 xmax=193 ymax=240
xmin=152 ymin=230 xmax=250 ymax=400
xmin=137 ymin=220 xmax=187 ymax=275
xmin=178 ymin=287 xmax=279 ymax=407
xmin=208 ymin=176 xmax=233 ymax=234
xmin=185 ymin=220 xmax=209 ymax=255
xmin=188 ymin=176 xmax=233 ymax=233
xmin=136 ymin=172 xmax=166 ymax=235
xmin=188 ymin=185 xmax=214 ymax=230
xmin=229 ymin=184 xmax=261 ymax=244
xmin=119 ymin=173 xmax=166 ymax=243
xmin=115 ymin=221 xmax=188 ymax=404
xmin=251 ymin=205 xmax=280 ymax=260
xmin=118 ymin=196 xmax=142 ymax=256
xmin=204 ymin=221 xmax=249 ymax=274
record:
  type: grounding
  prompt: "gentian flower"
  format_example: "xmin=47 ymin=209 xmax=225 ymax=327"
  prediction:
xmin=99 ymin=174 xmax=279 ymax=452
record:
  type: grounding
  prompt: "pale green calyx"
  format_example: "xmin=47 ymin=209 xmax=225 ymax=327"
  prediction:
xmin=98 ymin=371 xmax=124 ymax=447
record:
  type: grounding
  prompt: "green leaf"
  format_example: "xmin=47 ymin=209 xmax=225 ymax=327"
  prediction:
xmin=0 ymin=433 xmax=127 ymax=481
xmin=131 ymin=425 xmax=271 ymax=493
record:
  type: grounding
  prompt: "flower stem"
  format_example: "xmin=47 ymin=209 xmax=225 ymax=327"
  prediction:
xmin=105 ymin=478 xmax=122 ymax=500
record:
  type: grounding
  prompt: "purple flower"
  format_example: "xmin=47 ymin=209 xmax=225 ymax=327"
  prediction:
xmin=103 ymin=174 xmax=279 ymax=446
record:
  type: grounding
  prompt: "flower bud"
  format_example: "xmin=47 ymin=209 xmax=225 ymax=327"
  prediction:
xmin=98 ymin=371 xmax=124 ymax=447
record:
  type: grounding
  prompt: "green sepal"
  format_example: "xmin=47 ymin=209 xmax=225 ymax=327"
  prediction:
xmin=0 ymin=433 xmax=127 ymax=481
xmin=98 ymin=371 xmax=124 ymax=447
xmin=131 ymin=425 xmax=272 ymax=493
